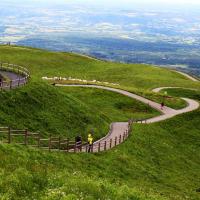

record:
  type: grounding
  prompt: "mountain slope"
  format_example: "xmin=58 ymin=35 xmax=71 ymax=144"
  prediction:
xmin=0 ymin=46 xmax=199 ymax=200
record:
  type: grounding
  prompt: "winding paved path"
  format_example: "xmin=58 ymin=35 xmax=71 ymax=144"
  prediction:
xmin=173 ymin=70 xmax=199 ymax=82
xmin=0 ymin=70 xmax=26 ymax=89
xmin=1 ymin=70 xmax=199 ymax=152
xmin=56 ymin=84 xmax=199 ymax=152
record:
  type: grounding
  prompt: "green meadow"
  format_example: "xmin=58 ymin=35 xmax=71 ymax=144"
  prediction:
xmin=0 ymin=45 xmax=199 ymax=200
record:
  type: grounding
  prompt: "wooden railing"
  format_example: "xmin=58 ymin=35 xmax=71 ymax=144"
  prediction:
xmin=0 ymin=62 xmax=30 ymax=90
xmin=0 ymin=119 xmax=138 ymax=153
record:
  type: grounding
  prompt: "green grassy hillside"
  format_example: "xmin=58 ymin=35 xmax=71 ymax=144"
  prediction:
xmin=0 ymin=104 xmax=199 ymax=200
xmin=0 ymin=46 xmax=199 ymax=200
xmin=0 ymin=45 xmax=199 ymax=91
xmin=161 ymin=88 xmax=200 ymax=100
xmin=0 ymin=81 xmax=158 ymax=140
xmin=1 ymin=45 xmax=199 ymax=109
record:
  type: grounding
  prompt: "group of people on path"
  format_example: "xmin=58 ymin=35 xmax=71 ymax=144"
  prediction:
xmin=75 ymin=133 xmax=94 ymax=153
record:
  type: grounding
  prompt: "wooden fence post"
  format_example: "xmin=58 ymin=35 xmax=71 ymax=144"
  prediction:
xmin=18 ymin=77 xmax=20 ymax=87
xmin=91 ymin=144 xmax=94 ymax=153
xmin=115 ymin=137 xmax=117 ymax=146
xmin=123 ymin=133 xmax=125 ymax=141
xmin=38 ymin=134 xmax=41 ymax=148
xmin=66 ymin=139 xmax=69 ymax=152
xmin=119 ymin=135 xmax=122 ymax=144
xmin=98 ymin=142 xmax=101 ymax=152
xmin=80 ymin=142 xmax=82 ymax=152
xmin=10 ymin=80 xmax=12 ymax=89
xmin=8 ymin=127 xmax=11 ymax=144
xmin=104 ymin=141 xmax=107 ymax=151
xmin=110 ymin=139 xmax=112 ymax=149
xmin=24 ymin=129 xmax=28 ymax=145
xmin=74 ymin=142 xmax=77 ymax=153
xmin=49 ymin=135 xmax=52 ymax=152
xmin=58 ymin=137 xmax=61 ymax=151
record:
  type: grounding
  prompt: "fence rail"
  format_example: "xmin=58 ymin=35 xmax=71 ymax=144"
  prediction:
xmin=0 ymin=62 xmax=30 ymax=90
xmin=0 ymin=119 xmax=137 ymax=153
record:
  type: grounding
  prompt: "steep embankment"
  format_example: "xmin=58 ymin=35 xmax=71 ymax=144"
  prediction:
xmin=0 ymin=82 xmax=110 ymax=140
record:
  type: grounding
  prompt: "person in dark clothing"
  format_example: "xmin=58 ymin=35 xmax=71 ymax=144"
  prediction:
xmin=75 ymin=135 xmax=82 ymax=152
xmin=161 ymin=102 xmax=165 ymax=110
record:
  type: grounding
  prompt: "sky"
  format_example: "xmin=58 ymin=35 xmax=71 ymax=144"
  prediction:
xmin=1 ymin=0 xmax=200 ymax=12
xmin=42 ymin=0 xmax=200 ymax=5
xmin=2 ymin=0 xmax=200 ymax=5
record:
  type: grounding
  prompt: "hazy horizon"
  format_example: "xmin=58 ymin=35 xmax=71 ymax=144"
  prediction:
xmin=2 ymin=0 xmax=200 ymax=7
xmin=1 ymin=0 xmax=200 ymax=76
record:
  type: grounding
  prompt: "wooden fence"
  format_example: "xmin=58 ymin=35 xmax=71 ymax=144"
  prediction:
xmin=0 ymin=119 xmax=143 ymax=153
xmin=0 ymin=62 xmax=30 ymax=90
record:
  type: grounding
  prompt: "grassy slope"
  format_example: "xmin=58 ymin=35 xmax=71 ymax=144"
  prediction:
xmin=0 ymin=45 xmax=199 ymax=108
xmin=59 ymin=87 xmax=159 ymax=121
xmin=0 ymin=81 xmax=158 ymax=141
xmin=161 ymin=88 xmax=200 ymax=99
xmin=0 ymin=104 xmax=199 ymax=200
xmin=0 ymin=46 xmax=199 ymax=199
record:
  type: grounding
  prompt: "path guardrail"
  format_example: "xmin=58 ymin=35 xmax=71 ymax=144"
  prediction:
xmin=0 ymin=62 xmax=30 ymax=90
xmin=0 ymin=119 xmax=138 ymax=153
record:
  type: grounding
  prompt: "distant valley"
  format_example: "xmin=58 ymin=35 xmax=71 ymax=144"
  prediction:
xmin=17 ymin=35 xmax=200 ymax=77
xmin=1 ymin=1 xmax=200 ymax=76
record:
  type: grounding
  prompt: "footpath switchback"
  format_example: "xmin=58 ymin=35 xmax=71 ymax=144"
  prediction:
xmin=57 ymin=84 xmax=199 ymax=123
xmin=56 ymin=84 xmax=199 ymax=152
xmin=0 ymin=66 xmax=199 ymax=152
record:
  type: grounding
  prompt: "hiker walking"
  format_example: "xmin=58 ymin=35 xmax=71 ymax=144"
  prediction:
xmin=161 ymin=102 xmax=164 ymax=110
xmin=161 ymin=91 xmax=167 ymax=110
xmin=75 ymin=135 xmax=82 ymax=152
xmin=88 ymin=133 xmax=93 ymax=153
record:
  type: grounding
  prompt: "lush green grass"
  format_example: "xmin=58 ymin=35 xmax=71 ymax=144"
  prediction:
xmin=161 ymin=88 xmax=200 ymax=100
xmin=0 ymin=81 xmax=158 ymax=141
xmin=0 ymin=45 xmax=198 ymax=90
xmin=0 ymin=45 xmax=199 ymax=109
xmin=0 ymin=46 xmax=199 ymax=200
xmin=0 ymin=107 xmax=199 ymax=200
xmin=0 ymin=81 xmax=108 ymax=140
xmin=59 ymin=87 xmax=159 ymax=121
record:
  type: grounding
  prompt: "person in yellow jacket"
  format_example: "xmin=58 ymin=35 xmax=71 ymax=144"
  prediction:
xmin=88 ymin=133 xmax=93 ymax=153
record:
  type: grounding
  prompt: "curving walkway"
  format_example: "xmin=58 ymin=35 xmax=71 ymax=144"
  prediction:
xmin=1 ymin=69 xmax=199 ymax=152
xmin=0 ymin=70 xmax=27 ymax=89
xmin=152 ymin=87 xmax=199 ymax=93
xmin=172 ymin=70 xmax=199 ymax=82
xmin=56 ymin=84 xmax=199 ymax=152
xmin=57 ymin=84 xmax=199 ymax=122
xmin=1 ymin=70 xmax=24 ymax=80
